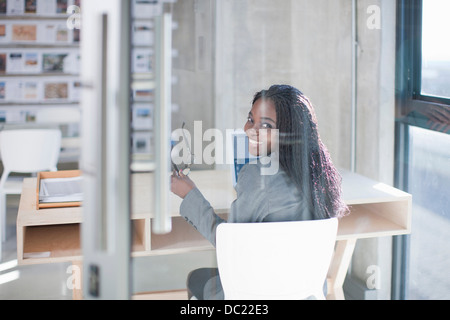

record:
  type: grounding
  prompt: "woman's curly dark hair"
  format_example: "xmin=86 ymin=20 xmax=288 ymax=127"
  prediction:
xmin=253 ymin=85 xmax=349 ymax=219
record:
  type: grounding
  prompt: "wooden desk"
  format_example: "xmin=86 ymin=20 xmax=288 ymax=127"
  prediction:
xmin=16 ymin=169 xmax=411 ymax=299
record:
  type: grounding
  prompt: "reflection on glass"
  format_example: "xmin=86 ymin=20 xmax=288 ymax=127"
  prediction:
xmin=421 ymin=0 xmax=450 ymax=99
xmin=407 ymin=126 xmax=450 ymax=299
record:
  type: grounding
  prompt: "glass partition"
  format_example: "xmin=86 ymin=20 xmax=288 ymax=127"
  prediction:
xmin=407 ymin=126 xmax=450 ymax=299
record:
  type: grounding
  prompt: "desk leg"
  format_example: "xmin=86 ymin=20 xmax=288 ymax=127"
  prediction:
xmin=72 ymin=260 xmax=83 ymax=300
xmin=327 ymin=239 xmax=357 ymax=300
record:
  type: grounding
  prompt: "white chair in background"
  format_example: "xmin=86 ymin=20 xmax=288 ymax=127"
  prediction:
xmin=0 ymin=129 xmax=61 ymax=260
xmin=215 ymin=218 xmax=338 ymax=300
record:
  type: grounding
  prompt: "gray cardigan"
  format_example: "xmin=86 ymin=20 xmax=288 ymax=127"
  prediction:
xmin=180 ymin=162 xmax=313 ymax=246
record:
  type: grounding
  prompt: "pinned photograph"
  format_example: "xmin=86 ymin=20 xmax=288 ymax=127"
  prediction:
xmin=0 ymin=0 xmax=6 ymax=14
xmin=134 ymin=88 xmax=154 ymax=101
xmin=23 ymin=81 xmax=38 ymax=100
xmin=0 ymin=24 xmax=5 ymax=38
xmin=73 ymin=28 xmax=80 ymax=43
xmin=25 ymin=0 xmax=37 ymax=14
xmin=132 ymin=132 xmax=153 ymax=154
xmin=133 ymin=51 xmax=153 ymax=73
xmin=25 ymin=110 xmax=36 ymax=122
xmin=25 ymin=52 xmax=38 ymax=67
xmin=0 ymin=81 xmax=5 ymax=99
xmin=44 ymin=82 xmax=68 ymax=100
xmin=56 ymin=26 xmax=68 ymax=42
xmin=0 ymin=53 xmax=6 ymax=73
xmin=43 ymin=53 xmax=68 ymax=73
xmin=12 ymin=24 xmax=37 ymax=41
xmin=56 ymin=0 xmax=68 ymax=14
xmin=0 ymin=111 xmax=6 ymax=123
xmin=8 ymin=52 xmax=23 ymax=72
xmin=133 ymin=105 xmax=153 ymax=130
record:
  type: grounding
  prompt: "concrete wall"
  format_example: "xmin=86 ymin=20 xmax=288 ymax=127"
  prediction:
xmin=171 ymin=0 xmax=215 ymax=143
xmin=171 ymin=0 xmax=216 ymax=169
xmin=351 ymin=0 xmax=397 ymax=300
xmin=215 ymin=0 xmax=352 ymax=169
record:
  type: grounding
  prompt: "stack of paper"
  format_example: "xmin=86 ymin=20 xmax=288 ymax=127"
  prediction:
xmin=39 ymin=176 xmax=83 ymax=203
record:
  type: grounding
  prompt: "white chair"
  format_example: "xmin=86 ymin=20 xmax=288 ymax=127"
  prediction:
xmin=0 ymin=129 xmax=61 ymax=259
xmin=215 ymin=218 xmax=338 ymax=300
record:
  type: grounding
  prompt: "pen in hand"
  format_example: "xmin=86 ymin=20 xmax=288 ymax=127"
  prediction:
xmin=171 ymin=170 xmax=196 ymax=199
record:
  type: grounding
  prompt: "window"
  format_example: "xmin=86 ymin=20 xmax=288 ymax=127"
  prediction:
xmin=407 ymin=126 xmax=450 ymax=299
xmin=395 ymin=0 xmax=450 ymax=300
xmin=421 ymin=0 xmax=450 ymax=99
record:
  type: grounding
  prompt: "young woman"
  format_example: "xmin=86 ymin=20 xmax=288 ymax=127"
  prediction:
xmin=171 ymin=84 xmax=348 ymax=299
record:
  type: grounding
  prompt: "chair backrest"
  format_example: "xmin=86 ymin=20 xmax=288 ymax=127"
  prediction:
xmin=0 ymin=129 xmax=61 ymax=173
xmin=216 ymin=218 xmax=338 ymax=300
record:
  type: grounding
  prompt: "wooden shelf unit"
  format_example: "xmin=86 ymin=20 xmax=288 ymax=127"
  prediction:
xmin=17 ymin=169 xmax=411 ymax=266
xmin=16 ymin=173 xmax=220 ymax=265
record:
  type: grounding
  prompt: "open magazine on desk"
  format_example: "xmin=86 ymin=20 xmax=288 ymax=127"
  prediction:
xmin=36 ymin=170 xmax=82 ymax=209
xmin=39 ymin=176 xmax=83 ymax=203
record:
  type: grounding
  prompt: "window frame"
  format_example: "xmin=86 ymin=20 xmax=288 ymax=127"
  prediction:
xmin=393 ymin=0 xmax=450 ymax=300
xmin=414 ymin=0 xmax=450 ymax=105
xmin=396 ymin=0 xmax=450 ymax=133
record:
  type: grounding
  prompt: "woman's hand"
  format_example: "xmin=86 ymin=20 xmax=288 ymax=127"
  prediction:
xmin=171 ymin=171 xmax=196 ymax=199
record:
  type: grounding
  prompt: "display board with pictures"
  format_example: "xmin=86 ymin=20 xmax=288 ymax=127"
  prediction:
xmin=0 ymin=76 xmax=80 ymax=102
xmin=0 ymin=20 xmax=80 ymax=45
xmin=130 ymin=0 xmax=170 ymax=163
xmin=0 ymin=0 xmax=80 ymax=16
xmin=130 ymin=0 xmax=177 ymax=164
xmin=0 ymin=48 xmax=80 ymax=74
xmin=0 ymin=0 xmax=175 ymax=164
xmin=0 ymin=0 xmax=82 ymax=164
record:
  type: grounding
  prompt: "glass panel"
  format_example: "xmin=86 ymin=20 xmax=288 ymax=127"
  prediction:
xmin=421 ymin=0 xmax=450 ymax=99
xmin=407 ymin=126 xmax=450 ymax=299
xmin=131 ymin=0 xmax=219 ymax=296
xmin=131 ymin=0 xmax=353 ymax=299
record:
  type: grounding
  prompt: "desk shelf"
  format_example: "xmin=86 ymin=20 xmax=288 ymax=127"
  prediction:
xmin=338 ymin=201 xmax=410 ymax=240
xmin=132 ymin=219 xmax=150 ymax=254
xmin=18 ymin=219 xmax=152 ymax=265
xmin=21 ymin=223 xmax=81 ymax=264
xmin=150 ymin=216 xmax=214 ymax=255
xmin=16 ymin=175 xmax=217 ymax=264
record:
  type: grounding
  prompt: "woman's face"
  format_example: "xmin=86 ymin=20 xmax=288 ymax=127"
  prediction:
xmin=244 ymin=98 xmax=277 ymax=156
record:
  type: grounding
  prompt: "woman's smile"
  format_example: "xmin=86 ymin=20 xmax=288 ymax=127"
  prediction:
xmin=248 ymin=136 xmax=263 ymax=146
xmin=244 ymin=98 xmax=277 ymax=156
